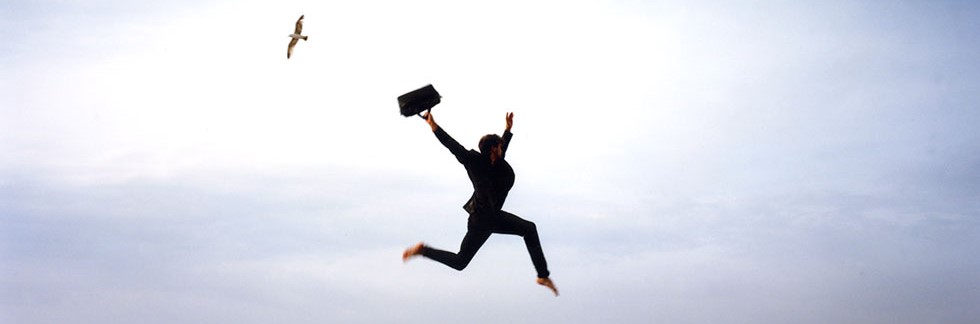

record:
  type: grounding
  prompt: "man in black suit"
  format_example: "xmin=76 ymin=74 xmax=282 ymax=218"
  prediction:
xmin=403 ymin=111 xmax=558 ymax=296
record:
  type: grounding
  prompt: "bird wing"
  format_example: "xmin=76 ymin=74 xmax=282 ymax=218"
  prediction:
xmin=287 ymin=38 xmax=299 ymax=58
xmin=294 ymin=15 xmax=304 ymax=34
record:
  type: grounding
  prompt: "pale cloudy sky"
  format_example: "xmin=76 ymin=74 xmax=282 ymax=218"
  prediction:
xmin=2 ymin=0 xmax=979 ymax=323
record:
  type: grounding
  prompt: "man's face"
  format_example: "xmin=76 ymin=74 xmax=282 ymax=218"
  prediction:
xmin=490 ymin=142 xmax=504 ymax=160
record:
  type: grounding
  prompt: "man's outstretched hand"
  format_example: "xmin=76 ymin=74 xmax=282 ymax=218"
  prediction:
xmin=423 ymin=111 xmax=438 ymax=132
xmin=505 ymin=112 xmax=514 ymax=132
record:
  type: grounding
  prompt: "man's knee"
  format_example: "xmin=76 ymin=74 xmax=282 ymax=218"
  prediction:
xmin=524 ymin=221 xmax=538 ymax=234
xmin=452 ymin=252 xmax=476 ymax=271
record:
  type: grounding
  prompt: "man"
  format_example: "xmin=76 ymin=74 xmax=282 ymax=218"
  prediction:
xmin=403 ymin=111 xmax=558 ymax=296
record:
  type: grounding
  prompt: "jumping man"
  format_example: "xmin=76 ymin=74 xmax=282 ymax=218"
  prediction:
xmin=403 ymin=111 xmax=558 ymax=296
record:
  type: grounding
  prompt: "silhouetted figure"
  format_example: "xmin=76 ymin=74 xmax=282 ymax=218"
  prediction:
xmin=403 ymin=111 xmax=558 ymax=296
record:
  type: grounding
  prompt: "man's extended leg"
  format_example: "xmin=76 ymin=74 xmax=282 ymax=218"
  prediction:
xmin=420 ymin=227 xmax=492 ymax=271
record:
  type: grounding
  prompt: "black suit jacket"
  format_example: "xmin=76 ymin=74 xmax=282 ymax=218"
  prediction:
xmin=433 ymin=126 xmax=515 ymax=214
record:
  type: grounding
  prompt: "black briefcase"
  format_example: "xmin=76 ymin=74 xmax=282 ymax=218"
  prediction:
xmin=398 ymin=84 xmax=441 ymax=117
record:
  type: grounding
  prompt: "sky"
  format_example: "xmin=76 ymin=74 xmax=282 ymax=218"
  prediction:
xmin=2 ymin=0 xmax=979 ymax=323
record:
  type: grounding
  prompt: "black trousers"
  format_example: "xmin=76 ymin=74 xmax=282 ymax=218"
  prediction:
xmin=421 ymin=210 xmax=551 ymax=278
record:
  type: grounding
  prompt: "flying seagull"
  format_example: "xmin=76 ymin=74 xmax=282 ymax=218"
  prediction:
xmin=287 ymin=15 xmax=307 ymax=59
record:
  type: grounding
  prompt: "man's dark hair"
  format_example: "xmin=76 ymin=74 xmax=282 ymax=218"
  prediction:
xmin=478 ymin=134 xmax=502 ymax=155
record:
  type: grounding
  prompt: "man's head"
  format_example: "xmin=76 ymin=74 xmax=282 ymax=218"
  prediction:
xmin=479 ymin=134 xmax=504 ymax=161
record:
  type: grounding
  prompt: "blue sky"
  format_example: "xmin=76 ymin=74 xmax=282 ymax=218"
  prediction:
xmin=2 ymin=0 xmax=979 ymax=323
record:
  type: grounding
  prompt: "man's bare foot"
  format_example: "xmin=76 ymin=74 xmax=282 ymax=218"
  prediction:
xmin=537 ymin=277 xmax=559 ymax=296
xmin=402 ymin=242 xmax=424 ymax=262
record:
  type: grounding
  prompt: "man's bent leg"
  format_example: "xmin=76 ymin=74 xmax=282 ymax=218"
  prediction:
xmin=496 ymin=211 xmax=550 ymax=278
